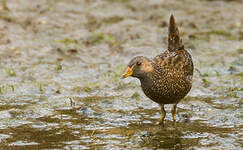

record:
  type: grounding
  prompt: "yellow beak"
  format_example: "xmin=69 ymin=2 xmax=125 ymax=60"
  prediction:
xmin=122 ymin=66 xmax=133 ymax=79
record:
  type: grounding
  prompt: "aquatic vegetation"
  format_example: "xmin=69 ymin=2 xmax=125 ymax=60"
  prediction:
xmin=5 ymin=68 xmax=16 ymax=77
xmin=131 ymin=92 xmax=140 ymax=99
xmin=101 ymin=16 xmax=124 ymax=24
xmin=57 ymin=38 xmax=78 ymax=46
xmin=91 ymin=32 xmax=118 ymax=47
xmin=54 ymin=64 xmax=62 ymax=71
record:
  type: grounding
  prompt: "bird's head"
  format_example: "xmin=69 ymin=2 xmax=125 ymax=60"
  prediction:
xmin=122 ymin=56 xmax=154 ymax=79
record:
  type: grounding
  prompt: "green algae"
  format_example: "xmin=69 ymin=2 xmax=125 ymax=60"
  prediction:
xmin=5 ymin=68 xmax=16 ymax=77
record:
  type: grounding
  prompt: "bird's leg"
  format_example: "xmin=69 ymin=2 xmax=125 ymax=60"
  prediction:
xmin=171 ymin=103 xmax=177 ymax=122
xmin=159 ymin=104 xmax=166 ymax=125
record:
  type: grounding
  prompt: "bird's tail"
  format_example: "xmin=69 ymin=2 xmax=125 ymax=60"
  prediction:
xmin=168 ymin=14 xmax=183 ymax=51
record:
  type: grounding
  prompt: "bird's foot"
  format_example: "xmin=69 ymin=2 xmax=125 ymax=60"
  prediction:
xmin=158 ymin=119 xmax=165 ymax=127
xmin=159 ymin=104 xmax=166 ymax=126
xmin=171 ymin=103 xmax=177 ymax=122
xmin=173 ymin=120 xmax=177 ymax=128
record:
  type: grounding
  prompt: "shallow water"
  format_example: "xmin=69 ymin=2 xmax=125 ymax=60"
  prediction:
xmin=0 ymin=0 xmax=242 ymax=149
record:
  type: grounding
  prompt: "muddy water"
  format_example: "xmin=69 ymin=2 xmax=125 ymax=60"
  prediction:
xmin=0 ymin=0 xmax=242 ymax=149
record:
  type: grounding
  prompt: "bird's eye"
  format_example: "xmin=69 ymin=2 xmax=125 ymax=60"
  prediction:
xmin=136 ymin=62 xmax=141 ymax=66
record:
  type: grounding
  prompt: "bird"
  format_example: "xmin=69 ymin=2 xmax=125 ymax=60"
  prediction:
xmin=122 ymin=14 xmax=193 ymax=125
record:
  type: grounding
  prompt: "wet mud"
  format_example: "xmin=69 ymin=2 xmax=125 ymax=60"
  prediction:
xmin=0 ymin=0 xmax=242 ymax=149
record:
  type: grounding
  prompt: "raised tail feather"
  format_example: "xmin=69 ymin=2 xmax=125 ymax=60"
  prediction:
xmin=168 ymin=14 xmax=183 ymax=51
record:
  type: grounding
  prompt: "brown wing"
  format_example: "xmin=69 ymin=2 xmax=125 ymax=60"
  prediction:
xmin=153 ymin=49 xmax=193 ymax=76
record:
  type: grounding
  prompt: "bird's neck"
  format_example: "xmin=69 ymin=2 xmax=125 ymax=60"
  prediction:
xmin=139 ymin=63 xmax=163 ymax=87
xmin=139 ymin=71 xmax=154 ymax=88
